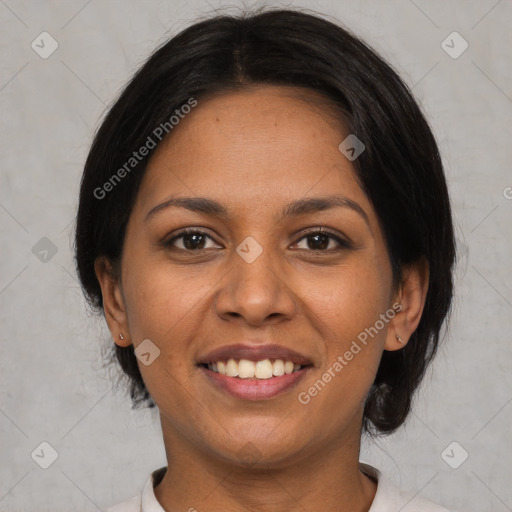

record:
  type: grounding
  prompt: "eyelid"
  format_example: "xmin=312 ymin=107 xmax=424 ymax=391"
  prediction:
xmin=163 ymin=227 xmax=221 ymax=247
xmin=163 ymin=226 xmax=353 ymax=251
xmin=293 ymin=226 xmax=352 ymax=246
xmin=295 ymin=226 xmax=350 ymax=243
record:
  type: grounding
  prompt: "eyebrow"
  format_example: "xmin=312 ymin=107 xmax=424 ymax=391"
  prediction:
xmin=145 ymin=194 xmax=371 ymax=228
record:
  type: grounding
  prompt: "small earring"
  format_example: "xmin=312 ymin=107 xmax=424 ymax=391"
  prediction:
xmin=119 ymin=333 xmax=124 ymax=340
xmin=396 ymin=334 xmax=404 ymax=344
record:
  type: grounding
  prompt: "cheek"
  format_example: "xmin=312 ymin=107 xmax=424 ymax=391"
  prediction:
xmin=294 ymin=262 xmax=390 ymax=412
xmin=119 ymin=253 xmax=203 ymax=412
xmin=303 ymin=262 xmax=391 ymax=350
xmin=121 ymin=249 xmax=211 ymax=343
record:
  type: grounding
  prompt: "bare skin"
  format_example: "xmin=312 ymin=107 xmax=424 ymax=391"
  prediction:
xmin=95 ymin=85 xmax=428 ymax=512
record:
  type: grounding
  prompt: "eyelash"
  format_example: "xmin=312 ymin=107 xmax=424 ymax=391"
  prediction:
xmin=163 ymin=227 xmax=352 ymax=254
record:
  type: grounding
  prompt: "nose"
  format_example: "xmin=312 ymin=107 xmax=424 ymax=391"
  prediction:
xmin=214 ymin=240 xmax=297 ymax=327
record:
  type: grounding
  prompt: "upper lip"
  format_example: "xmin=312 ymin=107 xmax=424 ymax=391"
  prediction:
xmin=198 ymin=343 xmax=313 ymax=366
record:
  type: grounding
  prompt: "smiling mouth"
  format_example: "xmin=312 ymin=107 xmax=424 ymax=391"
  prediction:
xmin=199 ymin=358 xmax=307 ymax=379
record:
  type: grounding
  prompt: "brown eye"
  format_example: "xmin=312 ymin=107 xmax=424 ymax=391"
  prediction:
xmin=293 ymin=229 xmax=351 ymax=252
xmin=165 ymin=229 xmax=219 ymax=251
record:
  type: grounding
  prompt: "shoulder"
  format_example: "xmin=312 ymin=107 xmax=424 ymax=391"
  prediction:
xmin=361 ymin=462 xmax=456 ymax=512
xmin=105 ymin=466 xmax=167 ymax=512
xmin=105 ymin=493 xmax=141 ymax=512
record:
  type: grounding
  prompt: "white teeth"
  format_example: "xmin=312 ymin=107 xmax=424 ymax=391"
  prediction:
xmin=255 ymin=359 xmax=273 ymax=379
xmin=207 ymin=358 xmax=304 ymax=378
xmin=238 ymin=359 xmax=255 ymax=378
xmin=226 ymin=358 xmax=239 ymax=377
xmin=217 ymin=361 xmax=226 ymax=375
xmin=272 ymin=359 xmax=285 ymax=376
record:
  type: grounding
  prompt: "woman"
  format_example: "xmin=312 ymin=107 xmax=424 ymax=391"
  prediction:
xmin=74 ymin=7 xmax=457 ymax=511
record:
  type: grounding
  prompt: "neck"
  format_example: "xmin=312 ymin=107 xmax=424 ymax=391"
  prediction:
xmin=154 ymin=418 xmax=377 ymax=512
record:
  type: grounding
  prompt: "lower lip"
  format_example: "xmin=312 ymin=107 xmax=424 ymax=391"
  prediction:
xmin=199 ymin=366 xmax=310 ymax=400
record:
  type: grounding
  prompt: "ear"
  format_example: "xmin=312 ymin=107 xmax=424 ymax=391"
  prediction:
xmin=384 ymin=257 xmax=429 ymax=351
xmin=94 ymin=255 xmax=132 ymax=348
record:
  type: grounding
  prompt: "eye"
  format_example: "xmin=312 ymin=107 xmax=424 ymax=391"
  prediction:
xmin=292 ymin=228 xmax=351 ymax=252
xmin=163 ymin=227 xmax=351 ymax=253
xmin=164 ymin=228 xmax=220 ymax=251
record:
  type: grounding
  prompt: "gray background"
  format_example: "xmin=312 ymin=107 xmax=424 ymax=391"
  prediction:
xmin=1 ymin=0 xmax=511 ymax=511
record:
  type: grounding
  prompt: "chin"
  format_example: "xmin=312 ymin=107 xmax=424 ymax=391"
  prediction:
xmin=209 ymin=431 xmax=310 ymax=470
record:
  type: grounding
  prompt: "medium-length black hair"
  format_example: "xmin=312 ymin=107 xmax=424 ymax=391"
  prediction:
xmin=74 ymin=7 xmax=455 ymax=436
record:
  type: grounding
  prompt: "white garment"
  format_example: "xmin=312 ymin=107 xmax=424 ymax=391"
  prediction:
xmin=106 ymin=462 xmax=455 ymax=512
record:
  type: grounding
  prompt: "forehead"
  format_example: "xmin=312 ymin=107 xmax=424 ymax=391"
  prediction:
xmin=134 ymin=86 xmax=370 ymax=219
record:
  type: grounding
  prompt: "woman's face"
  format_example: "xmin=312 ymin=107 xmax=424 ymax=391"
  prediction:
xmin=100 ymin=85 xmax=406 ymax=467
